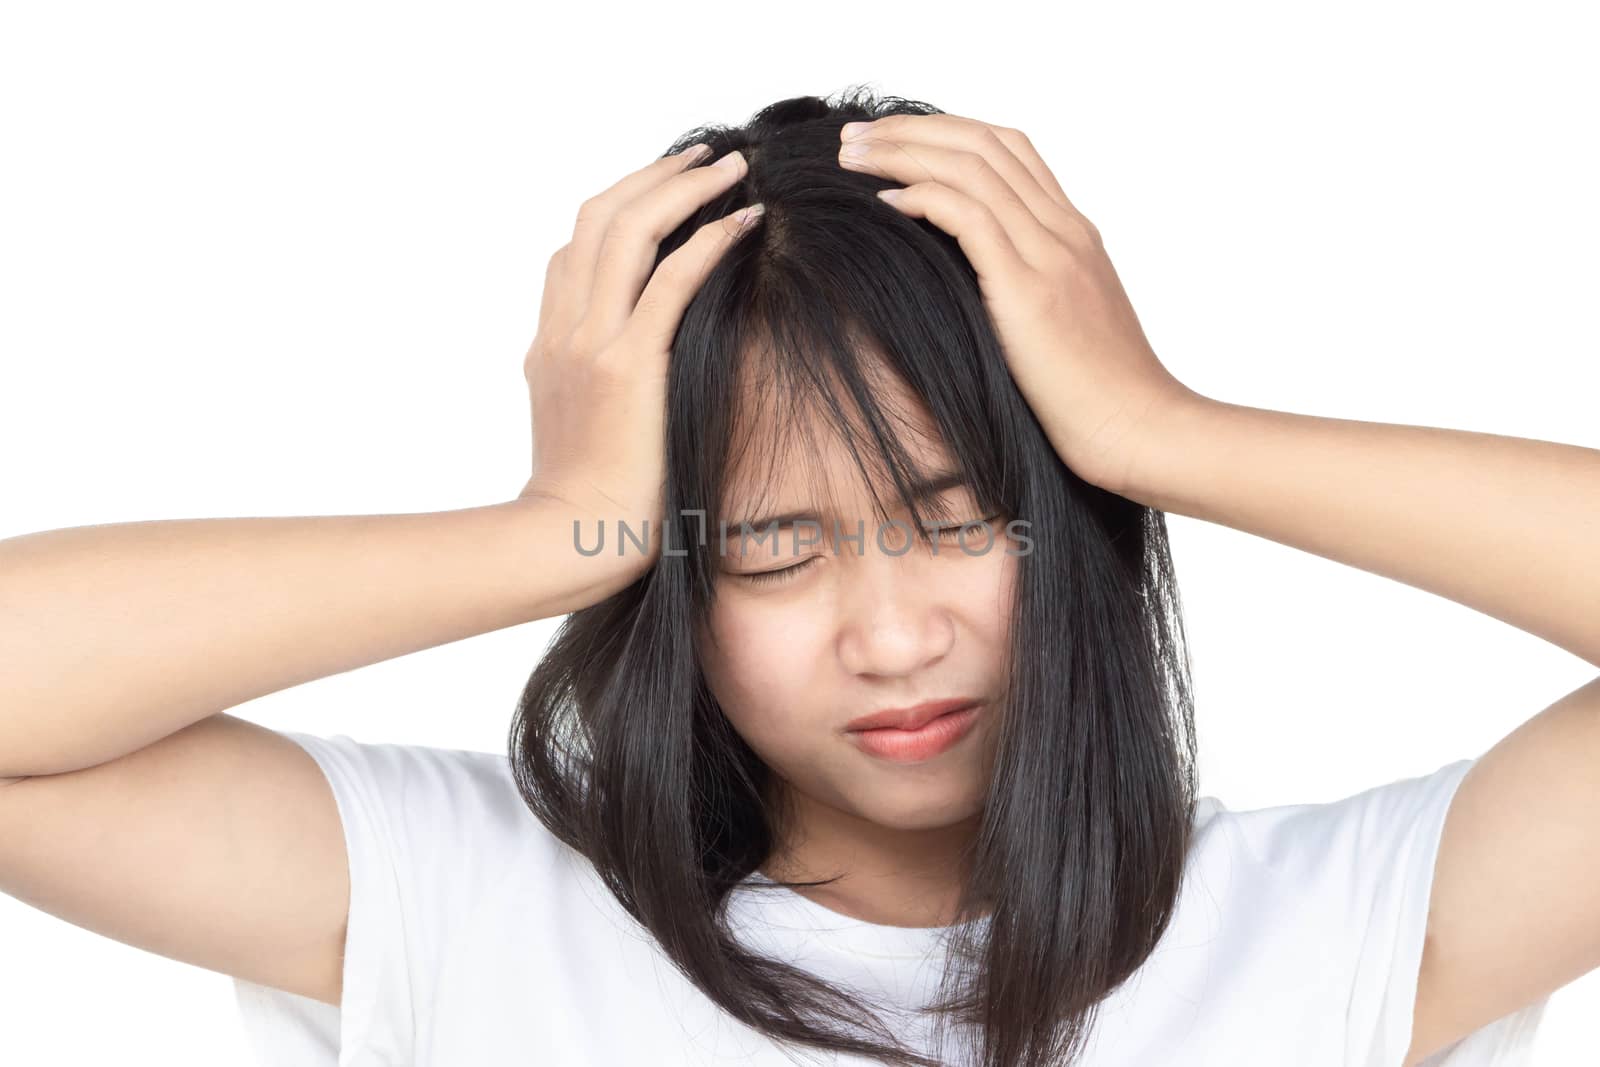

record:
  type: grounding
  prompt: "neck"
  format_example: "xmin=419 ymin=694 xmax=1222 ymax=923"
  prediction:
xmin=759 ymin=785 xmax=989 ymax=929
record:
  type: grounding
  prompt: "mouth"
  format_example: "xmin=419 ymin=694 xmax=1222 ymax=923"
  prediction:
xmin=846 ymin=702 xmax=984 ymax=764
xmin=844 ymin=696 xmax=984 ymax=733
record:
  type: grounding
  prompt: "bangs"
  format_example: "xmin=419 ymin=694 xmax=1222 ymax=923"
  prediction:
xmin=719 ymin=328 xmax=971 ymax=547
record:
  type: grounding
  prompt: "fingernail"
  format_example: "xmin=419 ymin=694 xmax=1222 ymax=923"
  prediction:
xmin=713 ymin=149 xmax=746 ymax=173
xmin=681 ymin=143 xmax=712 ymax=164
xmin=735 ymin=203 xmax=765 ymax=227
xmin=841 ymin=121 xmax=871 ymax=141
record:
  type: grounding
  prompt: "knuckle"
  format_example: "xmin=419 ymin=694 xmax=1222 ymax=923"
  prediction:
xmin=1068 ymin=213 xmax=1103 ymax=248
xmin=590 ymin=227 xmax=635 ymax=276
xmin=620 ymin=316 xmax=667 ymax=354
xmin=971 ymin=198 xmax=1002 ymax=232
xmin=959 ymin=149 xmax=991 ymax=178
xmin=573 ymin=195 xmax=607 ymax=229
xmin=647 ymin=255 xmax=688 ymax=293
xmin=997 ymin=124 xmax=1031 ymax=148
xmin=632 ymin=286 xmax=670 ymax=321
xmin=604 ymin=205 xmax=642 ymax=239
xmin=1047 ymin=211 xmax=1099 ymax=250
xmin=567 ymin=320 xmax=609 ymax=359
xmin=522 ymin=340 xmax=547 ymax=377
xmin=587 ymin=345 xmax=636 ymax=389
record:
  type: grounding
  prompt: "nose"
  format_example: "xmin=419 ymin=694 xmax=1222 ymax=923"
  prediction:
xmin=835 ymin=530 xmax=956 ymax=678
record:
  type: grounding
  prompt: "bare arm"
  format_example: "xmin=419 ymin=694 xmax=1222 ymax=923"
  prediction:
xmin=1117 ymin=395 xmax=1600 ymax=668
xmin=0 ymin=498 xmax=634 ymax=779
xmin=1 ymin=713 xmax=354 ymax=1004
xmin=0 ymin=499 xmax=634 ymax=1007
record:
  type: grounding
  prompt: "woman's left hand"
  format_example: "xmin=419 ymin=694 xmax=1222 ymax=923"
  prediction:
xmin=837 ymin=112 xmax=1200 ymax=495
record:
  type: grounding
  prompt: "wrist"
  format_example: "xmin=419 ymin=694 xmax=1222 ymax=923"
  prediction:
xmin=503 ymin=493 xmax=652 ymax=615
xmin=1097 ymin=384 xmax=1219 ymax=508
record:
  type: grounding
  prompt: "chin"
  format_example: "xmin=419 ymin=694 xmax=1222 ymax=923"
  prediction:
xmin=853 ymin=787 xmax=985 ymax=832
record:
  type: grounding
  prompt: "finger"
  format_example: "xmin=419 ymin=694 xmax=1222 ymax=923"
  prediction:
xmin=871 ymin=181 xmax=1034 ymax=294
xmin=619 ymin=204 xmax=765 ymax=351
xmin=564 ymin=143 xmax=721 ymax=320
xmin=847 ymin=113 xmax=1085 ymax=228
xmin=579 ymin=150 xmax=749 ymax=341
xmin=985 ymin=125 xmax=1078 ymax=216
xmin=841 ymin=138 xmax=1063 ymax=269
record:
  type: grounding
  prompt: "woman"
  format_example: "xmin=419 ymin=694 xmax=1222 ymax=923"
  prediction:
xmin=0 ymin=88 xmax=1586 ymax=1065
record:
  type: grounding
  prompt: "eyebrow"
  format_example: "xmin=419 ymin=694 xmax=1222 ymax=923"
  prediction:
xmin=728 ymin=469 xmax=967 ymax=532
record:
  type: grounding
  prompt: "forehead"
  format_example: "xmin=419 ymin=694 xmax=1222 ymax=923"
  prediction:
xmin=719 ymin=347 xmax=950 ymax=518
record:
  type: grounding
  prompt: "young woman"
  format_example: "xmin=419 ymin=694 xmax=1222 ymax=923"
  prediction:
xmin=1 ymin=88 xmax=1591 ymax=1066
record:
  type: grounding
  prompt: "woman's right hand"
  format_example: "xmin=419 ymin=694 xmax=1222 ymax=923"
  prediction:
xmin=516 ymin=143 xmax=760 ymax=584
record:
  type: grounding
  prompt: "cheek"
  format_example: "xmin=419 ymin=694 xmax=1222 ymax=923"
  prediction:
xmin=700 ymin=602 xmax=830 ymax=752
xmin=941 ymin=532 xmax=1018 ymax=640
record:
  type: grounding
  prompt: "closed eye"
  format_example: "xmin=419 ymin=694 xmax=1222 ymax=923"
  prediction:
xmin=933 ymin=513 xmax=1004 ymax=541
xmin=735 ymin=513 xmax=1002 ymax=585
xmin=737 ymin=556 xmax=821 ymax=586
xmin=940 ymin=513 xmax=996 ymax=532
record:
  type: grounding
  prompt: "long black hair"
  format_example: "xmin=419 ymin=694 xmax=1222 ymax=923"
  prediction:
xmin=509 ymin=84 xmax=1199 ymax=1067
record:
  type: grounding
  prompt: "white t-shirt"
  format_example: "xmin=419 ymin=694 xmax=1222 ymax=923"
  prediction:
xmin=233 ymin=732 xmax=1549 ymax=1066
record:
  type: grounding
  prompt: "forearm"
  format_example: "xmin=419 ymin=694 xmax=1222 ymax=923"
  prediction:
xmin=1118 ymin=394 xmax=1600 ymax=667
xmin=0 ymin=498 xmax=627 ymax=777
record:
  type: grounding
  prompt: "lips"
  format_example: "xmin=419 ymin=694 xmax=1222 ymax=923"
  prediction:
xmin=847 ymin=703 xmax=985 ymax=763
xmin=845 ymin=697 xmax=983 ymax=733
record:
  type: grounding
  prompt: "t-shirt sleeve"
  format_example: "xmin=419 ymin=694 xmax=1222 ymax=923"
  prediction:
xmin=231 ymin=730 xmax=511 ymax=1067
xmin=1303 ymin=758 xmax=1549 ymax=1066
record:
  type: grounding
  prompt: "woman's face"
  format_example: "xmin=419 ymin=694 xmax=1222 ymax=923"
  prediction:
xmin=696 ymin=391 xmax=1018 ymax=841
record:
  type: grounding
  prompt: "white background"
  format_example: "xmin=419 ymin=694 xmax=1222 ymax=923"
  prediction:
xmin=1 ymin=1 xmax=1595 ymax=1062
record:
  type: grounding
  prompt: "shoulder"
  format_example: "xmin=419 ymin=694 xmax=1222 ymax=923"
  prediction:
xmin=276 ymin=731 xmax=559 ymax=871
xmin=233 ymin=733 xmax=602 ymax=1062
xmin=269 ymin=731 xmax=601 ymax=971
xmin=280 ymin=730 xmax=516 ymax=798
xmin=1208 ymin=758 xmax=1475 ymax=877
xmin=1179 ymin=757 xmax=1477 ymax=971
xmin=1180 ymin=759 xmax=1517 ymax=1065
